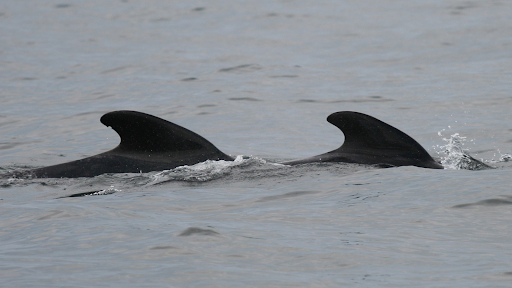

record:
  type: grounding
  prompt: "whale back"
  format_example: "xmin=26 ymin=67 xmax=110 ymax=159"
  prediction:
xmin=284 ymin=111 xmax=443 ymax=169
xmin=27 ymin=111 xmax=233 ymax=178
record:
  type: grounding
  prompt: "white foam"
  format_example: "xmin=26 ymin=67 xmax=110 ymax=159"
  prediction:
xmin=92 ymin=186 xmax=121 ymax=196
xmin=437 ymin=133 xmax=489 ymax=170
xmin=150 ymin=155 xmax=268 ymax=183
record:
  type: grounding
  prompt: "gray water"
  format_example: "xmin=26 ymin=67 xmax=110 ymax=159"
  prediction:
xmin=1 ymin=0 xmax=512 ymax=287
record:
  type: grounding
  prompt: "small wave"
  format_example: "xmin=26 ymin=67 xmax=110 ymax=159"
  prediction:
xmin=178 ymin=227 xmax=220 ymax=236
xmin=0 ymin=177 xmax=23 ymax=188
xmin=436 ymin=133 xmax=492 ymax=170
xmin=488 ymin=153 xmax=512 ymax=164
xmin=453 ymin=196 xmax=512 ymax=208
xmin=65 ymin=186 xmax=121 ymax=197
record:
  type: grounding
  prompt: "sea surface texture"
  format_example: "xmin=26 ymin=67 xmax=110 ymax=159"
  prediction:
xmin=1 ymin=0 xmax=512 ymax=287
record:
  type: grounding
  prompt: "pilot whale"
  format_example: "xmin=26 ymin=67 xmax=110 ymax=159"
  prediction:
xmin=283 ymin=111 xmax=443 ymax=169
xmin=16 ymin=110 xmax=442 ymax=178
xmin=24 ymin=110 xmax=234 ymax=178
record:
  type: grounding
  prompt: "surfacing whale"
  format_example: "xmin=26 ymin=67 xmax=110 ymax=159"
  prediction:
xmin=25 ymin=110 xmax=234 ymax=178
xmin=16 ymin=110 xmax=442 ymax=178
xmin=282 ymin=111 xmax=443 ymax=169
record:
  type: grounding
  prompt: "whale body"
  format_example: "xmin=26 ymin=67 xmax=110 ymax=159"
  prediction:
xmin=282 ymin=111 xmax=443 ymax=169
xmin=25 ymin=111 xmax=234 ymax=178
xmin=16 ymin=110 xmax=442 ymax=178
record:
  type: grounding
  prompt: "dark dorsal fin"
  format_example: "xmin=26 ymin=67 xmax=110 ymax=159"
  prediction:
xmin=100 ymin=110 xmax=221 ymax=153
xmin=327 ymin=111 xmax=439 ymax=165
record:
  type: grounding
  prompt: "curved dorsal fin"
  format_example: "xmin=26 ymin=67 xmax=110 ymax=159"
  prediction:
xmin=327 ymin=111 xmax=436 ymax=162
xmin=100 ymin=110 xmax=220 ymax=153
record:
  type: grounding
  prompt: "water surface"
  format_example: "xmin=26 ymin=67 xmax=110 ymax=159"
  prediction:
xmin=1 ymin=0 xmax=512 ymax=287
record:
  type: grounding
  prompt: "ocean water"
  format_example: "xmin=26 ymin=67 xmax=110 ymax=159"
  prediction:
xmin=1 ymin=0 xmax=512 ymax=287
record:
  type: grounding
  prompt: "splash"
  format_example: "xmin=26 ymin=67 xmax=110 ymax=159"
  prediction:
xmin=92 ymin=186 xmax=121 ymax=196
xmin=499 ymin=153 xmax=512 ymax=162
xmin=437 ymin=133 xmax=491 ymax=170
xmin=150 ymin=155 xmax=272 ymax=183
xmin=65 ymin=185 xmax=122 ymax=197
